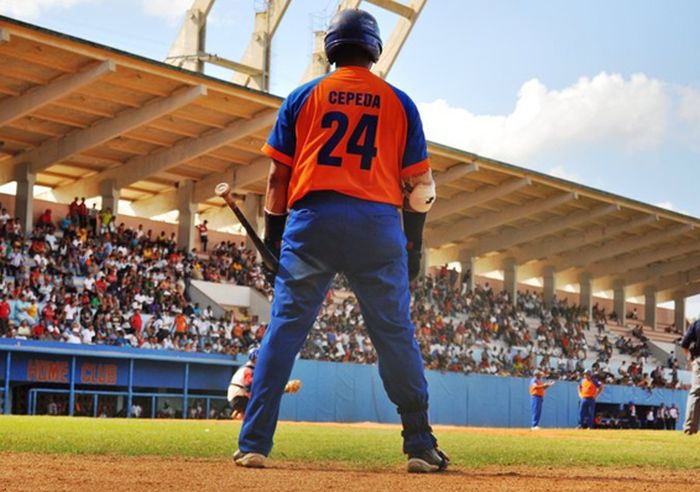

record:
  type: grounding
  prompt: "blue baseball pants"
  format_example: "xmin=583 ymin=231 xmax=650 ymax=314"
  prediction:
xmin=238 ymin=192 xmax=433 ymax=456
xmin=578 ymin=398 xmax=596 ymax=428
xmin=530 ymin=395 xmax=543 ymax=427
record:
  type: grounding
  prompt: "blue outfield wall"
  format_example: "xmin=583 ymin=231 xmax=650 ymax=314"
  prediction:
xmin=0 ymin=340 xmax=689 ymax=427
xmin=281 ymin=359 xmax=689 ymax=428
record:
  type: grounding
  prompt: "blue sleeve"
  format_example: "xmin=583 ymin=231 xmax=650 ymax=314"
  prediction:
xmin=388 ymin=84 xmax=429 ymax=169
xmin=681 ymin=321 xmax=697 ymax=349
xmin=265 ymin=75 xmax=327 ymax=162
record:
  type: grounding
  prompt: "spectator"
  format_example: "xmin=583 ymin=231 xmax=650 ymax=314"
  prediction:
xmin=78 ymin=198 xmax=88 ymax=229
xmin=196 ymin=220 xmax=209 ymax=252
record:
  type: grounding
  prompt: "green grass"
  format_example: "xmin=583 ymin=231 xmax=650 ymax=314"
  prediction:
xmin=1 ymin=416 xmax=699 ymax=470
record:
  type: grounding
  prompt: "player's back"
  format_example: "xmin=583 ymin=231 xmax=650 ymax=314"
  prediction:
xmin=263 ymin=66 xmax=429 ymax=209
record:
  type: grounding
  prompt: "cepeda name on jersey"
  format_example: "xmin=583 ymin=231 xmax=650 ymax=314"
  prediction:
xmin=328 ymin=90 xmax=381 ymax=108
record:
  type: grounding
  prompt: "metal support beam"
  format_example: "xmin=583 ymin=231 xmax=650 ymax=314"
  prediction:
xmin=301 ymin=0 xmax=426 ymax=82
xmin=429 ymin=177 xmax=531 ymax=223
xmin=243 ymin=193 xmax=262 ymax=253
xmin=165 ymin=0 xmax=215 ymax=72
xmin=591 ymin=238 xmax=700 ymax=285
xmin=433 ymin=162 xmax=478 ymax=186
xmin=596 ymin=251 xmax=700 ymax=292
xmin=15 ymin=163 xmax=35 ymax=236
xmin=579 ymin=271 xmax=593 ymax=321
xmin=503 ymin=258 xmax=518 ymax=304
xmin=674 ymin=292 xmax=686 ymax=333
xmin=644 ymin=286 xmax=657 ymax=329
xmin=177 ymin=180 xmax=196 ymax=251
xmin=514 ymin=214 xmax=656 ymax=265
xmin=427 ymin=192 xmax=577 ymax=248
xmin=0 ymin=60 xmax=114 ymax=130
xmin=130 ymin=158 xmax=269 ymax=218
xmin=9 ymin=85 xmax=206 ymax=184
xmin=543 ymin=266 xmax=555 ymax=308
xmin=613 ymin=281 xmax=626 ymax=323
xmin=193 ymin=157 xmax=269 ymax=204
xmin=464 ymin=204 xmax=618 ymax=257
xmin=371 ymin=0 xmax=427 ymax=80
xmin=460 ymin=250 xmax=475 ymax=293
xmin=52 ymin=109 xmax=276 ymax=202
xmin=366 ymin=0 xmax=416 ymax=18
xmin=100 ymin=179 xmax=120 ymax=214
xmin=232 ymin=0 xmax=291 ymax=90
xmin=554 ymin=223 xmax=693 ymax=271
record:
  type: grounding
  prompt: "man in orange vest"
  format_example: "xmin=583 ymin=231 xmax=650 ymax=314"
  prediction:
xmin=578 ymin=369 xmax=603 ymax=429
xmin=529 ymin=369 xmax=554 ymax=429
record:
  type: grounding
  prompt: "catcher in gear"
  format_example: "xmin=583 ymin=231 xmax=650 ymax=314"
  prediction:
xmin=228 ymin=347 xmax=302 ymax=420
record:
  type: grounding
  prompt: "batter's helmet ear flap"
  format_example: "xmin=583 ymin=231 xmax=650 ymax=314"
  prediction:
xmin=324 ymin=9 xmax=383 ymax=64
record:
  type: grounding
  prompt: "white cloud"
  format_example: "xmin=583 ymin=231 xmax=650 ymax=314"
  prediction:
xmin=654 ymin=201 xmax=690 ymax=216
xmin=418 ymin=72 xmax=671 ymax=164
xmin=548 ymin=165 xmax=582 ymax=183
xmin=0 ymin=0 xmax=94 ymax=19
xmin=141 ymin=0 xmax=192 ymax=25
xmin=679 ymin=87 xmax=700 ymax=135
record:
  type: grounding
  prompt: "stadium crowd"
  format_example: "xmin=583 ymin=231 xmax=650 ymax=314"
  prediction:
xmin=0 ymin=204 xmax=684 ymax=391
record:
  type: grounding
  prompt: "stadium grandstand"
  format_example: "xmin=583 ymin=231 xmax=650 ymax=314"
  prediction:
xmin=0 ymin=2 xmax=696 ymax=422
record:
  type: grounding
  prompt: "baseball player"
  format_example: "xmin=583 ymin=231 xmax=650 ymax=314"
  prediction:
xmin=227 ymin=347 xmax=258 ymax=420
xmin=234 ymin=9 xmax=447 ymax=473
xmin=681 ymin=318 xmax=700 ymax=434
xmin=578 ymin=369 xmax=603 ymax=429
xmin=227 ymin=347 xmax=302 ymax=420
xmin=529 ymin=369 xmax=554 ymax=429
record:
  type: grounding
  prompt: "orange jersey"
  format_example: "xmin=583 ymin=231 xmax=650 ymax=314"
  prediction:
xmin=529 ymin=378 xmax=546 ymax=397
xmin=262 ymin=66 xmax=430 ymax=209
xmin=579 ymin=378 xmax=602 ymax=398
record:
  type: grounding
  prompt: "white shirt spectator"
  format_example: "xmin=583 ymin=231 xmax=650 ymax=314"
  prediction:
xmin=80 ymin=327 xmax=95 ymax=344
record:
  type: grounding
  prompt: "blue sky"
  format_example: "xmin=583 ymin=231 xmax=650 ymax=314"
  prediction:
xmin=2 ymin=0 xmax=700 ymax=311
xmin=2 ymin=0 xmax=696 ymax=214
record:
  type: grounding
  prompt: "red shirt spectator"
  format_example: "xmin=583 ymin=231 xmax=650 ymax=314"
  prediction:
xmin=0 ymin=299 xmax=10 ymax=319
xmin=37 ymin=208 xmax=52 ymax=227
xmin=130 ymin=310 xmax=143 ymax=334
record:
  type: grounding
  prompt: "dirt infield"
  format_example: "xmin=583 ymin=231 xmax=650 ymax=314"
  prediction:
xmin=0 ymin=453 xmax=693 ymax=491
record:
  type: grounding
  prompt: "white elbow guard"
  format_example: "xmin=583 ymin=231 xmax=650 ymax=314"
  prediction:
xmin=408 ymin=181 xmax=436 ymax=213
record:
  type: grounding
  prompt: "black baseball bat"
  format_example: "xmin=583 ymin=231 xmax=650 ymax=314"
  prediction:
xmin=214 ymin=183 xmax=280 ymax=272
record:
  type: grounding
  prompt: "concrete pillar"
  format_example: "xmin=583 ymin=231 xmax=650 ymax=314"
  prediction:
xmin=613 ymin=281 xmax=626 ymax=324
xmin=644 ymin=286 xmax=657 ymax=330
xmin=177 ymin=180 xmax=196 ymax=252
xmin=459 ymin=250 xmax=475 ymax=292
xmin=421 ymin=245 xmax=430 ymax=278
xmin=503 ymin=258 xmax=517 ymax=304
xmin=542 ymin=266 xmax=556 ymax=308
xmin=579 ymin=272 xmax=593 ymax=322
xmin=99 ymin=179 xmax=120 ymax=215
xmin=243 ymin=193 xmax=262 ymax=254
xmin=674 ymin=292 xmax=686 ymax=334
xmin=15 ymin=162 xmax=35 ymax=236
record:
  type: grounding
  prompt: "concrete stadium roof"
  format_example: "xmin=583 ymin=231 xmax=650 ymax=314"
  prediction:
xmin=1 ymin=15 xmax=699 ymax=303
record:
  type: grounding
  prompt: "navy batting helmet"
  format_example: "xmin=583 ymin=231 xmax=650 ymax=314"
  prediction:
xmin=324 ymin=9 xmax=382 ymax=64
xmin=248 ymin=346 xmax=259 ymax=363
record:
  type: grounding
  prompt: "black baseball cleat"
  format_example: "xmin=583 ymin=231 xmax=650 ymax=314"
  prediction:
xmin=406 ymin=447 xmax=450 ymax=473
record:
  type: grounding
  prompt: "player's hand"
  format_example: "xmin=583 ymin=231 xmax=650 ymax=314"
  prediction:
xmin=262 ymin=238 xmax=280 ymax=284
xmin=407 ymin=248 xmax=421 ymax=282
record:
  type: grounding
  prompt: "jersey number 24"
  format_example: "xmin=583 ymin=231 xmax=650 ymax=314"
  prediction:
xmin=318 ymin=111 xmax=378 ymax=170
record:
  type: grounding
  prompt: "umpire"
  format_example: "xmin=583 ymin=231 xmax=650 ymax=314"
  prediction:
xmin=681 ymin=319 xmax=700 ymax=434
